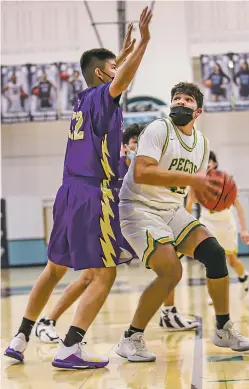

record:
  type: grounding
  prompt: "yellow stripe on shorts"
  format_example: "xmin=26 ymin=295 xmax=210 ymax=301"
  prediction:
xmin=142 ymin=231 xmax=156 ymax=268
xmin=157 ymin=236 xmax=174 ymax=245
xmin=174 ymin=220 xmax=201 ymax=247
xmin=225 ymin=248 xmax=237 ymax=255
xmin=143 ymin=233 xmax=174 ymax=268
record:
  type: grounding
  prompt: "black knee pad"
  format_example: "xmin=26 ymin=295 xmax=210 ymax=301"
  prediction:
xmin=194 ymin=237 xmax=228 ymax=279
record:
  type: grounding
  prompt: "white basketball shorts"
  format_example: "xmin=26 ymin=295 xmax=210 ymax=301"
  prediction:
xmin=199 ymin=214 xmax=238 ymax=255
xmin=119 ymin=201 xmax=202 ymax=268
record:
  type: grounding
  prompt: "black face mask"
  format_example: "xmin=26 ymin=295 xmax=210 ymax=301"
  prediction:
xmin=169 ymin=106 xmax=194 ymax=126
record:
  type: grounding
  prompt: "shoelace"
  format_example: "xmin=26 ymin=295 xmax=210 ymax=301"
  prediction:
xmin=227 ymin=325 xmax=245 ymax=341
xmin=130 ymin=335 xmax=148 ymax=352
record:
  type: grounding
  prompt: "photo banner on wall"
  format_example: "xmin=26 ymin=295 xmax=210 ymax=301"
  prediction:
xmin=59 ymin=62 xmax=86 ymax=120
xmin=232 ymin=53 xmax=249 ymax=111
xmin=201 ymin=54 xmax=232 ymax=112
xmin=30 ymin=63 xmax=59 ymax=121
xmin=1 ymin=65 xmax=30 ymax=123
xmin=123 ymin=96 xmax=167 ymax=127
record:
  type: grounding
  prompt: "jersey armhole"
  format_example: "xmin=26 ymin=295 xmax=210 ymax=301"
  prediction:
xmin=199 ymin=134 xmax=208 ymax=170
xmin=161 ymin=118 xmax=170 ymax=156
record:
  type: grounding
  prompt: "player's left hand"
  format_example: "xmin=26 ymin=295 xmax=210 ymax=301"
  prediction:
xmin=122 ymin=23 xmax=136 ymax=55
xmin=240 ymin=230 xmax=249 ymax=245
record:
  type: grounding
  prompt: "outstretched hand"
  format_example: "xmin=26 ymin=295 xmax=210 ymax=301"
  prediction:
xmin=241 ymin=230 xmax=249 ymax=245
xmin=122 ymin=23 xmax=136 ymax=55
xmin=139 ymin=6 xmax=153 ymax=43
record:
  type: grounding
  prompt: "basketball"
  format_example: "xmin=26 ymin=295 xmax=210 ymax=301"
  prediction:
xmin=60 ymin=72 xmax=69 ymax=80
xmin=32 ymin=88 xmax=40 ymax=95
xmin=195 ymin=169 xmax=237 ymax=211
xmin=204 ymin=79 xmax=212 ymax=88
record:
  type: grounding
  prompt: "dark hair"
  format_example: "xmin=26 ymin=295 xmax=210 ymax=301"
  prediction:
xmin=80 ymin=48 xmax=116 ymax=86
xmin=242 ymin=61 xmax=249 ymax=71
xmin=122 ymin=124 xmax=143 ymax=145
xmin=171 ymin=82 xmax=204 ymax=109
xmin=209 ymin=150 xmax=218 ymax=168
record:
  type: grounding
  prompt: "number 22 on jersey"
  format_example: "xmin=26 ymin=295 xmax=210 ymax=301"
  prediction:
xmin=68 ymin=111 xmax=84 ymax=140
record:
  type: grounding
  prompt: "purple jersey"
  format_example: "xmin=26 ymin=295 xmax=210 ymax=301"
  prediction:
xmin=118 ymin=156 xmax=128 ymax=178
xmin=63 ymin=82 xmax=122 ymax=183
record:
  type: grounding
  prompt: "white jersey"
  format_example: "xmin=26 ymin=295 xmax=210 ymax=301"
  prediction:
xmin=6 ymin=82 xmax=22 ymax=101
xmin=201 ymin=206 xmax=234 ymax=222
xmin=120 ymin=117 xmax=209 ymax=210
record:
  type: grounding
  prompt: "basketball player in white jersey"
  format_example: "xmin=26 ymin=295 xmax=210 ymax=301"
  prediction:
xmin=116 ymin=82 xmax=249 ymax=362
xmin=159 ymin=150 xmax=249 ymax=331
xmin=2 ymin=73 xmax=24 ymax=113
xmin=186 ymin=151 xmax=249 ymax=302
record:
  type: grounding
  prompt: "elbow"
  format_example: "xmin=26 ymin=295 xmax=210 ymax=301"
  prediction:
xmin=134 ymin=168 xmax=146 ymax=184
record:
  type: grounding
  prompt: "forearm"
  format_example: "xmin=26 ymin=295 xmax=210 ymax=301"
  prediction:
xmin=116 ymin=50 xmax=128 ymax=68
xmin=185 ymin=188 xmax=194 ymax=213
xmin=235 ymin=200 xmax=247 ymax=231
xmin=114 ymin=40 xmax=149 ymax=91
xmin=134 ymin=164 xmax=195 ymax=188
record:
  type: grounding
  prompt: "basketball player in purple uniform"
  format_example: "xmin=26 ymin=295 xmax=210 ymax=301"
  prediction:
xmin=5 ymin=7 xmax=153 ymax=369
xmin=35 ymin=124 xmax=143 ymax=344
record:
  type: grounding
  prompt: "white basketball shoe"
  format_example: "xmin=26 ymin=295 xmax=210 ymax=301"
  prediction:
xmin=159 ymin=306 xmax=200 ymax=331
xmin=116 ymin=332 xmax=156 ymax=362
xmin=36 ymin=317 xmax=59 ymax=343
xmin=213 ymin=320 xmax=249 ymax=351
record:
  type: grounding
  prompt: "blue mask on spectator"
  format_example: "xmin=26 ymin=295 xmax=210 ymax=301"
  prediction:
xmin=127 ymin=149 xmax=136 ymax=161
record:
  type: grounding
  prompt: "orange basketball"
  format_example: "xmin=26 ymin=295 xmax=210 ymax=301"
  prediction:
xmin=60 ymin=72 xmax=69 ymax=80
xmin=196 ymin=169 xmax=237 ymax=211
xmin=32 ymin=88 xmax=40 ymax=95
xmin=204 ymin=79 xmax=212 ymax=88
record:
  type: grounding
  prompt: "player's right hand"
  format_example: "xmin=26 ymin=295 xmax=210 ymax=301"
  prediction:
xmin=190 ymin=173 xmax=223 ymax=203
xmin=139 ymin=7 xmax=153 ymax=43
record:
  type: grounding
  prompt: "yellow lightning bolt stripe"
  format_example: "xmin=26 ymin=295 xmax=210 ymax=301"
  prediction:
xmin=100 ymin=184 xmax=116 ymax=267
xmin=99 ymin=134 xmax=116 ymax=267
xmin=101 ymin=135 xmax=115 ymax=181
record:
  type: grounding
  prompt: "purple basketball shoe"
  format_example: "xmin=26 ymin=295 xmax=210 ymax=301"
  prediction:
xmin=52 ymin=340 xmax=109 ymax=370
xmin=4 ymin=333 xmax=27 ymax=362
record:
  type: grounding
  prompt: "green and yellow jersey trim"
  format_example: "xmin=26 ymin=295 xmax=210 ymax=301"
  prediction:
xmin=161 ymin=119 xmax=170 ymax=155
xmin=174 ymin=220 xmax=202 ymax=247
xmin=142 ymin=231 xmax=174 ymax=269
xmin=199 ymin=134 xmax=208 ymax=170
xmin=170 ymin=119 xmax=197 ymax=152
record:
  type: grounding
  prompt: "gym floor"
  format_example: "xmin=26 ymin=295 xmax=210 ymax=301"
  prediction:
xmin=1 ymin=256 xmax=249 ymax=389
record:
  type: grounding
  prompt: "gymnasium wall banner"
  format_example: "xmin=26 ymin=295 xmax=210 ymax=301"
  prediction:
xmin=1 ymin=199 xmax=9 ymax=268
xmin=201 ymin=54 xmax=232 ymax=112
xmin=30 ymin=63 xmax=59 ymax=121
xmin=59 ymin=62 xmax=86 ymax=120
xmin=1 ymin=65 xmax=30 ymax=123
xmin=123 ymin=96 xmax=167 ymax=127
xmin=232 ymin=53 xmax=249 ymax=111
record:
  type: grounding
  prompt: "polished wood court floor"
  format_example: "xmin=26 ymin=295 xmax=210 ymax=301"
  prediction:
xmin=1 ymin=257 xmax=249 ymax=389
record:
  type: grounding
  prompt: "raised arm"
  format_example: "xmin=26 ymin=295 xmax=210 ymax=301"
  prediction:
xmin=115 ymin=23 xmax=136 ymax=68
xmin=109 ymin=7 xmax=152 ymax=98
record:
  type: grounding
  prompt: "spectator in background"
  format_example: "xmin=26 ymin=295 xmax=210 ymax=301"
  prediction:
xmin=119 ymin=123 xmax=143 ymax=178
xmin=234 ymin=61 xmax=249 ymax=99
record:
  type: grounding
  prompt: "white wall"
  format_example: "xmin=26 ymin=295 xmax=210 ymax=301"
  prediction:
xmin=2 ymin=1 xmax=249 ymax=200
xmin=2 ymin=120 xmax=68 ymax=198
xmin=198 ymin=111 xmax=249 ymax=188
